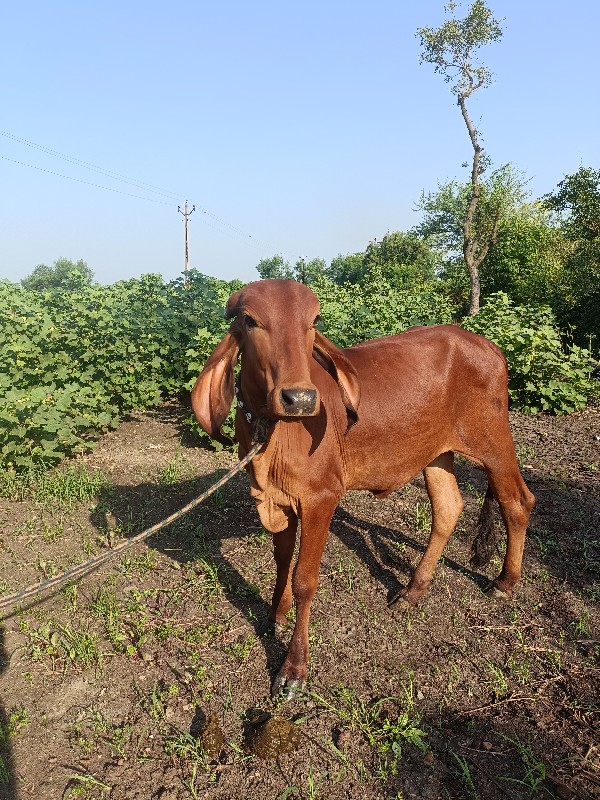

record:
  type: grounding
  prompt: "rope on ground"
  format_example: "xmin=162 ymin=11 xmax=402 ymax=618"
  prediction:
xmin=0 ymin=441 xmax=262 ymax=616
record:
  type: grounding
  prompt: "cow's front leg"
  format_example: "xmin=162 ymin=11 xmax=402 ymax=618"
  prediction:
xmin=272 ymin=495 xmax=337 ymax=699
xmin=269 ymin=514 xmax=298 ymax=624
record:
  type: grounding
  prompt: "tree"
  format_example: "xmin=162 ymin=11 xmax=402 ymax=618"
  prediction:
xmin=327 ymin=252 xmax=364 ymax=284
xmin=544 ymin=166 xmax=600 ymax=242
xmin=256 ymin=254 xmax=295 ymax=280
xmin=417 ymin=0 xmax=503 ymax=314
xmin=362 ymin=232 xmax=438 ymax=286
xmin=21 ymin=258 xmax=94 ymax=292
xmin=417 ymin=164 xmax=529 ymax=310
xmin=256 ymin=255 xmax=326 ymax=284
xmin=543 ymin=167 xmax=600 ymax=347
xmin=295 ymin=257 xmax=327 ymax=284
xmin=479 ymin=202 xmax=568 ymax=305
xmin=327 ymin=232 xmax=438 ymax=287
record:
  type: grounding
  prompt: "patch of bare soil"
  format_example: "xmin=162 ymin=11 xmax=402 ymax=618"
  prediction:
xmin=0 ymin=402 xmax=598 ymax=800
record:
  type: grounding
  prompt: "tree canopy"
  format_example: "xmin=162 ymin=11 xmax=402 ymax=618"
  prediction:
xmin=21 ymin=258 xmax=94 ymax=292
xmin=255 ymin=255 xmax=326 ymax=284
xmin=543 ymin=167 xmax=600 ymax=346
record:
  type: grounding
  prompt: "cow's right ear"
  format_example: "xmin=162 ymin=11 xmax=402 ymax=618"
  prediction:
xmin=190 ymin=330 xmax=240 ymax=445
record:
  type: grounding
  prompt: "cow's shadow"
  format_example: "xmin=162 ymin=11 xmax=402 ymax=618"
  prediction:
xmin=70 ymin=413 xmax=598 ymax=693
xmin=0 ymin=627 xmax=17 ymax=800
xmin=90 ymin=467 xmax=291 ymax=683
xmin=86 ymin=459 xmax=499 ymax=681
xmin=330 ymin=502 xmax=490 ymax=602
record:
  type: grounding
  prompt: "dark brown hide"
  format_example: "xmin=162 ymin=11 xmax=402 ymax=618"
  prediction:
xmin=191 ymin=280 xmax=535 ymax=697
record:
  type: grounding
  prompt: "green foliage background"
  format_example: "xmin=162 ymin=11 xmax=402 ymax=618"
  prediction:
xmin=2 ymin=163 xmax=599 ymax=471
xmin=2 ymin=263 xmax=596 ymax=471
xmin=0 ymin=272 xmax=236 ymax=468
xmin=462 ymin=293 xmax=595 ymax=414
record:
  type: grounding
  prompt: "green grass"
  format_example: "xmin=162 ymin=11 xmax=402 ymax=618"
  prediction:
xmin=164 ymin=730 xmax=207 ymax=764
xmin=18 ymin=618 xmax=103 ymax=670
xmin=308 ymin=678 xmax=428 ymax=781
xmin=0 ymin=463 xmax=107 ymax=506
xmin=157 ymin=447 xmax=194 ymax=485
xmin=450 ymin=751 xmax=479 ymax=799
xmin=0 ymin=755 xmax=9 ymax=787
xmin=63 ymin=774 xmax=111 ymax=799
xmin=498 ymin=734 xmax=553 ymax=797
xmin=0 ymin=705 xmax=29 ymax=747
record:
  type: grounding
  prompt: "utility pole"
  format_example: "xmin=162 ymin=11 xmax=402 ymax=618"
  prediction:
xmin=178 ymin=200 xmax=195 ymax=276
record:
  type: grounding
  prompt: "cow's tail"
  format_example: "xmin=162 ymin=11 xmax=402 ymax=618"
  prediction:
xmin=470 ymin=483 xmax=499 ymax=569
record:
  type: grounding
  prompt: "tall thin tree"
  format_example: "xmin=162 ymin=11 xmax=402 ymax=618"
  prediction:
xmin=417 ymin=0 xmax=503 ymax=314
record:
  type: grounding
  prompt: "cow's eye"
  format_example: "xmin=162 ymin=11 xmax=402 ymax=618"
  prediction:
xmin=244 ymin=314 xmax=258 ymax=328
xmin=313 ymin=315 xmax=322 ymax=327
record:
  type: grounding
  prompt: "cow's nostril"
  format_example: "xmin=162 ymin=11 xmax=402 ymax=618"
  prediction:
xmin=280 ymin=389 xmax=317 ymax=415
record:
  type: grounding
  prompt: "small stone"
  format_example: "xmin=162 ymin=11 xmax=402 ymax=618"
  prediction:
xmin=423 ymin=751 xmax=434 ymax=765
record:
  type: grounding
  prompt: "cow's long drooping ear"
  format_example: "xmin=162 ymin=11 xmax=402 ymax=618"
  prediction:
xmin=313 ymin=330 xmax=360 ymax=429
xmin=191 ymin=331 xmax=240 ymax=445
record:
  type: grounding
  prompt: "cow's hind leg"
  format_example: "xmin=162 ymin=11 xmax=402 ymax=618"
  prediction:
xmin=483 ymin=459 xmax=535 ymax=599
xmin=391 ymin=452 xmax=464 ymax=607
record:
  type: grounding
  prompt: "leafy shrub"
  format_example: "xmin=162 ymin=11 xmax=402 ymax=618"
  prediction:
xmin=311 ymin=270 xmax=454 ymax=348
xmin=0 ymin=271 xmax=237 ymax=469
xmin=2 ymin=267 xmax=595 ymax=472
xmin=462 ymin=292 xmax=596 ymax=413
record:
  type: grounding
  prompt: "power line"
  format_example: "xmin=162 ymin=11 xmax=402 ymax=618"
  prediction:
xmin=0 ymin=130 xmax=182 ymax=200
xmin=0 ymin=155 xmax=176 ymax=206
xmin=2 ymin=130 xmax=305 ymax=264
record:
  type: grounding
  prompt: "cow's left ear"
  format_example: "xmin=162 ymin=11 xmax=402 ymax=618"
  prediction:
xmin=313 ymin=330 xmax=360 ymax=429
xmin=191 ymin=330 xmax=240 ymax=445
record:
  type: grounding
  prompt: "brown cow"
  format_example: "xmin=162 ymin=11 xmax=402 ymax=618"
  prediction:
xmin=191 ymin=279 xmax=535 ymax=697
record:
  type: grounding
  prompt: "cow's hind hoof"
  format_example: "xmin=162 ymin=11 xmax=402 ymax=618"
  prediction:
xmin=258 ymin=618 xmax=283 ymax=637
xmin=484 ymin=582 xmax=510 ymax=602
xmin=388 ymin=589 xmax=415 ymax=609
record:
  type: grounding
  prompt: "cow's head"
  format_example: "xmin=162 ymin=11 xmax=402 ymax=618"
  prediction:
xmin=191 ymin=280 xmax=360 ymax=443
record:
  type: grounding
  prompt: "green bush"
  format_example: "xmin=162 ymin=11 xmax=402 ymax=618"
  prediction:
xmin=312 ymin=270 xmax=454 ymax=348
xmin=2 ymin=268 xmax=596 ymax=472
xmin=0 ymin=271 xmax=237 ymax=469
xmin=462 ymin=292 xmax=596 ymax=413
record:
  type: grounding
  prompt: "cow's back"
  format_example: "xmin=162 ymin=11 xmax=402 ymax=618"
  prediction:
xmin=340 ymin=325 xmax=509 ymax=493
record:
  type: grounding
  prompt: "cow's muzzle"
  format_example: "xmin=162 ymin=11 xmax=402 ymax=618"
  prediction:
xmin=280 ymin=388 xmax=318 ymax=416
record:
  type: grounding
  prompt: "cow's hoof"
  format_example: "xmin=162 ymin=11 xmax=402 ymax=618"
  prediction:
xmin=258 ymin=618 xmax=284 ymax=637
xmin=484 ymin=582 xmax=510 ymax=602
xmin=271 ymin=670 xmax=305 ymax=701
xmin=388 ymin=589 xmax=416 ymax=609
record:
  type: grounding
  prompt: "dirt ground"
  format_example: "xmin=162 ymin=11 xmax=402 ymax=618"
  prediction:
xmin=0 ymin=402 xmax=598 ymax=800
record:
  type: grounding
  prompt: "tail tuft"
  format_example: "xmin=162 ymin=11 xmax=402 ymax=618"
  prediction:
xmin=470 ymin=484 xmax=499 ymax=569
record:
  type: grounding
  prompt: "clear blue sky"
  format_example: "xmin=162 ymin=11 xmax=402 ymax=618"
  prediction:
xmin=1 ymin=1 xmax=598 ymax=285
